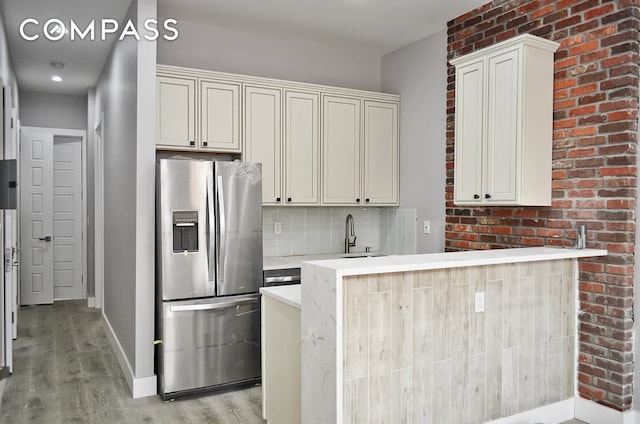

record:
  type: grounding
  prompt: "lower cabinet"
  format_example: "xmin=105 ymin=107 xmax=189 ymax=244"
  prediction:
xmin=261 ymin=295 xmax=301 ymax=424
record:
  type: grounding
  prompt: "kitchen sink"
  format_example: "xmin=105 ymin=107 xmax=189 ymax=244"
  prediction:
xmin=341 ymin=254 xmax=386 ymax=259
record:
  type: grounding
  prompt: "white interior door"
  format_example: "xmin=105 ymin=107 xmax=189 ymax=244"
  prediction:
xmin=20 ymin=129 xmax=54 ymax=305
xmin=52 ymin=137 xmax=83 ymax=300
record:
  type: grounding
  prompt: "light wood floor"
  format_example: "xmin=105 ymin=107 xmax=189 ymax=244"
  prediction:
xmin=0 ymin=300 xmax=266 ymax=423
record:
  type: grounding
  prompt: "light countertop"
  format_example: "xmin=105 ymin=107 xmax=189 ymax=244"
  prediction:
xmin=263 ymin=252 xmax=388 ymax=270
xmin=260 ymin=285 xmax=301 ymax=309
xmin=303 ymin=247 xmax=607 ymax=277
xmin=261 ymin=248 xmax=607 ymax=309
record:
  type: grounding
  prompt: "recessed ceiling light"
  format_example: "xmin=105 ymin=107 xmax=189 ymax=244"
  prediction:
xmin=51 ymin=75 xmax=63 ymax=82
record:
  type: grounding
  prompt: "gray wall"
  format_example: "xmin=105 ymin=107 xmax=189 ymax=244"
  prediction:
xmin=19 ymin=91 xmax=87 ymax=130
xmin=92 ymin=0 xmax=156 ymax=390
xmin=156 ymin=20 xmax=382 ymax=92
xmin=381 ymin=30 xmax=447 ymax=254
xmin=93 ymin=7 xmax=137 ymax=371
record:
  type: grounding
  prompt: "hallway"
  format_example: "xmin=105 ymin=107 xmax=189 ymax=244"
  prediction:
xmin=0 ymin=300 xmax=265 ymax=423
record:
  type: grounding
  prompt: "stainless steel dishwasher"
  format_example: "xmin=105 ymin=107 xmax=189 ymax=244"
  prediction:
xmin=263 ymin=268 xmax=301 ymax=287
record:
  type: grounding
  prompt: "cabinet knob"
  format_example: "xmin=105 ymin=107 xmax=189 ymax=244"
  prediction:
xmin=485 ymin=194 xmax=492 ymax=199
xmin=356 ymin=198 xmax=360 ymax=203
xmin=287 ymin=198 xmax=292 ymax=202
xmin=276 ymin=197 xmax=281 ymax=202
xmin=474 ymin=194 xmax=480 ymax=199
xmin=203 ymin=141 xmax=208 ymax=147
xmin=189 ymin=141 xmax=195 ymax=146
xmin=365 ymin=198 xmax=370 ymax=203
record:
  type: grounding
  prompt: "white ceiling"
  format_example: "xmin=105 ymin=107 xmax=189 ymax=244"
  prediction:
xmin=0 ymin=0 xmax=488 ymax=96
xmin=158 ymin=0 xmax=489 ymax=55
xmin=0 ymin=0 xmax=132 ymax=95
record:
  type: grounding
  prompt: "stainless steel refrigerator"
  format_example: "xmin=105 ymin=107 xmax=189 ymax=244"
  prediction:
xmin=156 ymin=158 xmax=263 ymax=399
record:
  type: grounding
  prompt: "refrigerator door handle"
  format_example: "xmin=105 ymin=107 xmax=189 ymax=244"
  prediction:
xmin=216 ymin=175 xmax=226 ymax=284
xmin=206 ymin=173 xmax=215 ymax=285
xmin=170 ymin=297 xmax=259 ymax=312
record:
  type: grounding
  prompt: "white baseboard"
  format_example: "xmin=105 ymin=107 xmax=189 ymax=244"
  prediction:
xmin=574 ymin=397 xmax=639 ymax=424
xmin=488 ymin=398 xmax=574 ymax=424
xmin=87 ymin=297 xmax=95 ymax=308
xmin=102 ymin=312 xmax=157 ymax=399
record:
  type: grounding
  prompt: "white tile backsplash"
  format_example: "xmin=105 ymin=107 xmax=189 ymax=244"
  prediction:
xmin=263 ymin=207 xmax=417 ymax=257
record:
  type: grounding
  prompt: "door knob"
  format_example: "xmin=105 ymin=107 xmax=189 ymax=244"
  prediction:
xmin=39 ymin=236 xmax=52 ymax=242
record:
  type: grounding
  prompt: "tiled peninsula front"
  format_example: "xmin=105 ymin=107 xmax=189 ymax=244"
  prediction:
xmin=301 ymin=247 xmax=607 ymax=424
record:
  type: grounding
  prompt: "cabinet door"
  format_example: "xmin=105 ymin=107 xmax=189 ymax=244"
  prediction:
xmin=322 ymin=95 xmax=361 ymax=205
xmin=200 ymin=80 xmax=241 ymax=152
xmin=285 ymin=91 xmax=319 ymax=205
xmin=363 ymin=100 xmax=398 ymax=205
xmin=244 ymin=86 xmax=282 ymax=204
xmin=485 ymin=49 xmax=519 ymax=203
xmin=157 ymin=76 xmax=196 ymax=149
xmin=453 ymin=61 xmax=484 ymax=204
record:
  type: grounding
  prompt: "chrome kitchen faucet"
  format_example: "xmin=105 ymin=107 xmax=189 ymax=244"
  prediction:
xmin=345 ymin=214 xmax=356 ymax=254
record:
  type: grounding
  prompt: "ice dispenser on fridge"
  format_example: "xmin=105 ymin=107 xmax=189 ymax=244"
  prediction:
xmin=172 ymin=211 xmax=199 ymax=252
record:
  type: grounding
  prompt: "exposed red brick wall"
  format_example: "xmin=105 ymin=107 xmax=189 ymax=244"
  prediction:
xmin=446 ymin=0 xmax=639 ymax=411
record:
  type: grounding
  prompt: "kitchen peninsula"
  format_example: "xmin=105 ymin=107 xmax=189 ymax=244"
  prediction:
xmin=261 ymin=246 xmax=607 ymax=424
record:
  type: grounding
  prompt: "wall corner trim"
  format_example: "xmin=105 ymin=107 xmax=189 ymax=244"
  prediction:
xmin=103 ymin=311 xmax=157 ymax=399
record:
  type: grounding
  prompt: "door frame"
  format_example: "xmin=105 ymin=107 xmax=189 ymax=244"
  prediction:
xmin=19 ymin=126 xmax=87 ymax=302
xmin=93 ymin=115 xmax=104 ymax=309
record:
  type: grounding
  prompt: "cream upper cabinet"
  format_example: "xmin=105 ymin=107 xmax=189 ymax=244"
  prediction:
xmin=200 ymin=80 xmax=241 ymax=152
xmin=322 ymin=95 xmax=362 ymax=206
xmin=453 ymin=60 xmax=484 ymax=203
xmin=157 ymin=76 xmax=196 ymax=149
xmin=156 ymin=65 xmax=400 ymax=207
xmin=284 ymin=91 xmax=319 ymax=205
xmin=451 ymin=34 xmax=559 ymax=206
xmin=243 ymin=85 xmax=282 ymax=204
xmin=363 ymin=100 xmax=399 ymax=205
